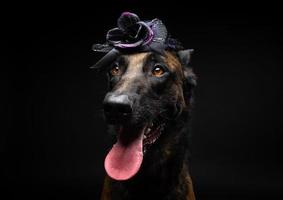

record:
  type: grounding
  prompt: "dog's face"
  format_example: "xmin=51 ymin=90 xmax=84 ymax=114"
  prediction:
xmin=103 ymin=50 xmax=196 ymax=181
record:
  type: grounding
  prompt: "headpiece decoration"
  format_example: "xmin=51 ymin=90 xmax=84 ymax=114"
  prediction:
xmin=91 ymin=12 xmax=184 ymax=69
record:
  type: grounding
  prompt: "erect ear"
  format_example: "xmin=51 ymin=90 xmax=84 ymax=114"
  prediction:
xmin=177 ymin=49 xmax=194 ymax=67
xmin=177 ymin=49 xmax=197 ymax=86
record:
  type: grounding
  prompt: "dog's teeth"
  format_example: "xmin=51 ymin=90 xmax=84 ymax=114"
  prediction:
xmin=143 ymin=148 xmax=146 ymax=154
xmin=143 ymin=134 xmax=147 ymax=139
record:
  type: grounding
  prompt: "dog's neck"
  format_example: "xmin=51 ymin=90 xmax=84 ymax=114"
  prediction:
xmin=103 ymin=111 xmax=194 ymax=200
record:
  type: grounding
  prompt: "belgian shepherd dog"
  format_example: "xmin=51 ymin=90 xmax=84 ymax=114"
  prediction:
xmin=99 ymin=50 xmax=197 ymax=200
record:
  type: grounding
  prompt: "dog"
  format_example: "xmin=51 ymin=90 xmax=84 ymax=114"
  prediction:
xmin=100 ymin=50 xmax=196 ymax=200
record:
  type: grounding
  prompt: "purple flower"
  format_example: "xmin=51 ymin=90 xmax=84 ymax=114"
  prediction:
xmin=106 ymin=12 xmax=153 ymax=49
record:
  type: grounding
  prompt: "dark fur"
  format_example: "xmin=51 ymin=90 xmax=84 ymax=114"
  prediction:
xmin=101 ymin=51 xmax=196 ymax=200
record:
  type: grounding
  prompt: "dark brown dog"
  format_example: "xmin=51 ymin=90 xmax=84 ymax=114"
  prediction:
xmin=101 ymin=50 xmax=196 ymax=200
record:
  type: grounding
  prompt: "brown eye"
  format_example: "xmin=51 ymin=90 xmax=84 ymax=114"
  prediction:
xmin=152 ymin=65 xmax=165 ymax=77
xmin=110 ymin=64 xmax=120 ymax=76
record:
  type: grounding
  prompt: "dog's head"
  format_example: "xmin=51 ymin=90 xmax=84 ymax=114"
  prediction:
xmin=91 ymin=12 xmax=196 ymax=181
xmin=102 ymin=50 xmax=196 ymax=180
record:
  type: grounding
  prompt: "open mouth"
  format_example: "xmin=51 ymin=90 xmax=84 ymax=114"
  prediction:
xmin=104 ymin=119 xmax=166 ymax=181
xmin=143 ymin=121 xmax=165 ymax=147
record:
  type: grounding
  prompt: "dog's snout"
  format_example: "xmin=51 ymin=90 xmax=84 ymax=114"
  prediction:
xmin=103 ymin=94 xmax=133 ymax=120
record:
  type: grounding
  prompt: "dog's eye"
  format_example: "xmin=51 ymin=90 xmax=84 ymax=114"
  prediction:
xmin=110 ymin=64 xmax=121 ymax=76
xmin=152 ymin=65 xmax=166 ymax=77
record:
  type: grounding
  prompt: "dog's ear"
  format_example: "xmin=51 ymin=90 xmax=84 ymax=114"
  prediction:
xmin=177 ymin=49 xmax=197 ymax=86
xmin=178 ymin=49 xmax=194 ymax=67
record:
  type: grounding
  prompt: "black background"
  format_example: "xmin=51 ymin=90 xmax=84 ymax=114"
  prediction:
xmin=2 ymin=1 xmax=283 ymax=199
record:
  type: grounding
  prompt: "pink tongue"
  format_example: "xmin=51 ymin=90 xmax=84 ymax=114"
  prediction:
xmin=104 ymin=132 xmax=143 ymax=181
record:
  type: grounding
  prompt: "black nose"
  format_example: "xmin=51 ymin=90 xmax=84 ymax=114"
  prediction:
xmin=103 ymin=94 xmax=133 ymax=122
